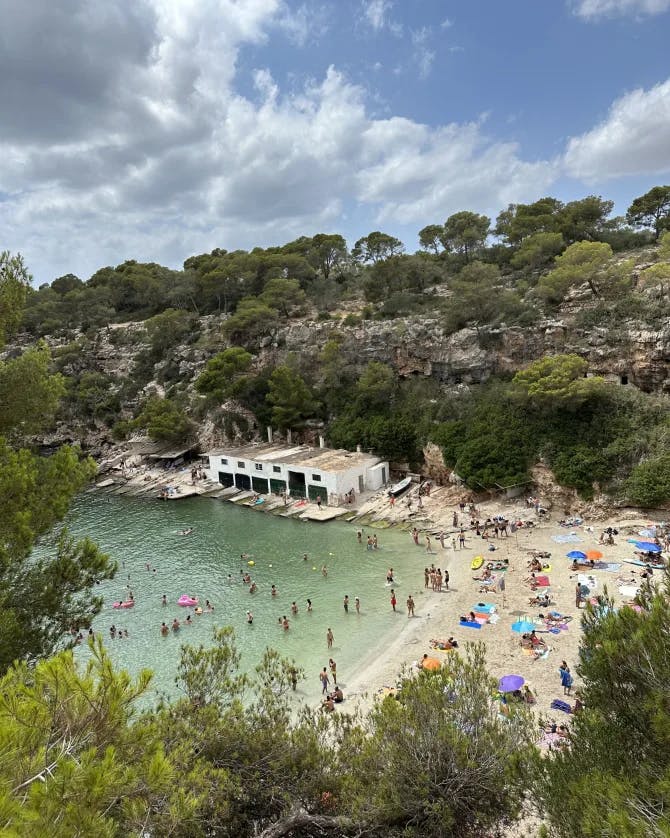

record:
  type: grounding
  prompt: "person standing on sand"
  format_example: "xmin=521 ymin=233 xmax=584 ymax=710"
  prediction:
xmin=459 ymin=530 xmax=466 ymax=549
xmin=406 ymin=594 xmax=415 ymax=617
xmin=559 ymin=661 xmax=573 ymax=695
xmin=452 ymin=537 xmax=457 ymax=551
xmin=575 ymin=582 xmax=582 ymax=609
xmin=444 ymin=569 xmax=450 ymax=591
xmin=327 ymin=627 xmax=334 ymax=648
xmin=390 ymin=589 xmax=397 ymax=612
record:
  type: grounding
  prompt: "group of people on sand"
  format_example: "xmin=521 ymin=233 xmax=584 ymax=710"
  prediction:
xmin=319 ymin=658 xmax=344 ymax=711
xmin=424 ymin=565 xmax=449 ymax=592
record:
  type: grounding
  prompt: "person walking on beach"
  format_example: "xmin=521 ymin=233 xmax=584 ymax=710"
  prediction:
xmin=390 ymin=589 xmax=397 ymax=612
xmin=327 ymin=627 xmax=334 ymax=648
xmin=575 ymin=582 xmax=582 ymax=609
xmin=320 ymin=667 xmax=330 ymax=694
xmin=406 ymin=594 xmax=415 ymax=617
xmin=343 ymin=595 xmax=349 ymax=613
xmin=444 ymin=569 xmax=449 ymax=591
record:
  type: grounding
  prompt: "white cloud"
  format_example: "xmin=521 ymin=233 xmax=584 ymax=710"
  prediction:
xmin=361 ymin=0 xmax=402 ymax=34
xmin=564 ymin=78 xmax=670 ymax=180
xmin=411 ymin=27 xmax=435 ymax=79
xmin=0 ymin=0 xmax=558 ymax=282
xmin=440 ymin=17 xmax=453 ymax=28
xmin=571 ymin=0 xmax=670 ymax=18
xmin=276 ymin=1 xmax=329 ymax=46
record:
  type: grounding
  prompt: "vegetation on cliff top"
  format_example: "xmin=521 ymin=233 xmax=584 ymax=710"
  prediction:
xmin=13 ymin=184 xmax=670 ymax=505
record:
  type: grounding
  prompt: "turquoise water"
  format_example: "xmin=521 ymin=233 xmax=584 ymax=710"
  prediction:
xmin=63 ymin=493 xmax=433 ymax=704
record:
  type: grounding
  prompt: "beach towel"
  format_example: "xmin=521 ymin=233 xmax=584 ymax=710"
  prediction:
xmin=459 ymin=619 xmax=482 ymax=629
xmin=472 ymin=602 xmax=497 ymax=613
xmin=552 ymin=534 xmax=582 ymax=544
xmin=550 ymin=699 xmax=572 ymax=714
xmin=592 ymin=562 xmax=621 ymax=572
xmin=578 ymin=574 xmax=597 ymax=590
xmin=534 ymin=575 xmax=550 ymax=587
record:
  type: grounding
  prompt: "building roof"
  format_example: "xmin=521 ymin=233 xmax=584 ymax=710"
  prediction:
xmin=206 ymin=442 xmax=385 ymax=473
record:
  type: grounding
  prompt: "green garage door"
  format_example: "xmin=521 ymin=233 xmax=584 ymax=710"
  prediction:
xmin=252 ymin=476 xmax=269 ymax=494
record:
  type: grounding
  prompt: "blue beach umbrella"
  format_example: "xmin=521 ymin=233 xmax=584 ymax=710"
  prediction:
xmin=511 ymin=620 xmax=534 ymax=634
xmin=634 ymin=541 xmax=662 ymax=553
xmin=566 ymin=550 xmax=587 ymax=560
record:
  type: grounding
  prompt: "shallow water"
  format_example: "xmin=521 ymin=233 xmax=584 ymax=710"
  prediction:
xmin=62 ymin=493 xmax=438 ymax=703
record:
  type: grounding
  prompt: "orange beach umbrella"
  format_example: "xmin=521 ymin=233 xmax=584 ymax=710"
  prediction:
xmin=586 ymin=550 xmax=603 ymax=560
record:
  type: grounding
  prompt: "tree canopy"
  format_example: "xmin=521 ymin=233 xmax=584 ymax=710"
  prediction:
xmin=626 ymin=185 xmax=670 ymax=239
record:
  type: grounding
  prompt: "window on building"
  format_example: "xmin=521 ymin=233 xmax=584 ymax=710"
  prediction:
xmin=221 ymin=458 xmax=228 ymax=465
xmin=312 ymin=474 xmax=321 ymax=482
xmin=273 ymin=465 xmax=281 ymax=473
xmin=255 ymin=463 xmax=263 ymax=471
xmin=238 ymin=461 xmax=245 ymax=468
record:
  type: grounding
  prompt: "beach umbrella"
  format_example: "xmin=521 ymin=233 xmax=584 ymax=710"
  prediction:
xmin=634 ymin=541 xmax=662 ymax=553
xmin=511 ymin=620 xmax=534 ymax=634
xmin=566 ymin=550 xmax=587 ymax=560
xmin=498 ymin=674 xmax=525 ymax=693
xmin=421 ymin=657 xmax=441 ymax=671
xmin=585 ymin=550 xmax=603 ymax=560
xmin=639 ymin=528 xmax=656 ymax=538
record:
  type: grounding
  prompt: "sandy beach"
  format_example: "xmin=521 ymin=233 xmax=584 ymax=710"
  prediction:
xmin=340 ymin=492 xmax=661 ymax=722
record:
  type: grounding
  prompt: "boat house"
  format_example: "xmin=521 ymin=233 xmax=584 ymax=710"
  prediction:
xmin=205 ymin=442 xmax=389 ymax=505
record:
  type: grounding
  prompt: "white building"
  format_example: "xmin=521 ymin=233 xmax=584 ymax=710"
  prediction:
xmin=205 ymin=442 xmax=389 ymax=505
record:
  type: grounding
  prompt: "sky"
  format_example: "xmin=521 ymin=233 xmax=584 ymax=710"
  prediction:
xmin=1 ymin=0 xmax=670 ymax=284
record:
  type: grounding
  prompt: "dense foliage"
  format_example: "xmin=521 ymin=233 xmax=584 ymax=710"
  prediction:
xmin=432 ymin=356 xmax=669 ymax=498
xmin=534 ymin=575 xmax=670 ymax=836
xmin=0 ymin=255 xmax=116 ymax=673
xmin=0 ymin=633 xmax=534 ymax=837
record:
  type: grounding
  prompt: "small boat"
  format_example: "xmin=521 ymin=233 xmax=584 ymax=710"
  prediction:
xmin=113 ymin=600 xmax=135 ymax=609
xmin=388 ymin=476 xmax=412 ymax=497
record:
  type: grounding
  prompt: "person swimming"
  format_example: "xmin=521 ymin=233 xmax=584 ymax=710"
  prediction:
xmin=386 ymin=568 xmax=394 ymax=583
xmin=178 ymin=527 xmax=194 ymax=536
